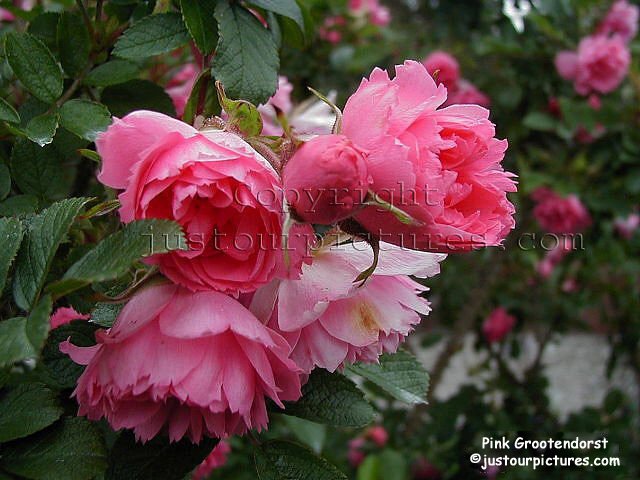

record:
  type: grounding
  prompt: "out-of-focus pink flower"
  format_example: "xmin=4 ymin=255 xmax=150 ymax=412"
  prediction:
xmin=319 ymin=16 xmax=345 ymax=44
xmin=283 ymin=134 xmax=370 ymax=224
xmin=482 ymin=307 xmax=516 ymax=343
xmin=411 ymin=457 xmax=442 ymax=480
xmin=555 ymin=34 xmax=630 ymax=95
xmin=348 ymin=437 xmax=366 ymax=467
xmin=444 ymin=80 xmax=490 ymax=107
xmin=485 ymin=465 xmax=501 ymax=479
xmin=536 ymin=236 xmax=574 ymax=278
xmin=50 ymin=307 xmax=90 ymax=329
xmin=597 ymin=0 xmax=639 ymax=43
xmin=365 ymin=425 xmax=388 ymax=447
xmin=614 ymin=212 xmax=640 ymax=239
xmin=532 ymin=187 xmax=591 ymax=234
xmin=166 ymin=64 xmax=199 ymax=118
xmin=574 ymin=123 xmax=606 ymax=144
xmin=251 ymin=242 xmax=445 ymax=373
xmin=96 ymin=111 xmax=293 ymax=295
xmin=547 ymin=97 xmax=562 ymax=118
xmin=348 ymin=0 xmax=391 ymax=27
xmin=61 ymin=284 xmax=302 ymax=443
xmin=587 ymin=94 xmax=602 ymax=110
xmin=193 ymin=441 xmax=231 ymax=480
xmin=0 ymin=0 xmax=34 ymax=22
xmin=423 ymin=51 xmax=460 ymax=92
xmin=342 ymin=61 xmax=516 ymax=253
xmin=561 ymin=277 xmax=578 ymax=293
xmin=257 ymin=76 xmax=294 ymax=136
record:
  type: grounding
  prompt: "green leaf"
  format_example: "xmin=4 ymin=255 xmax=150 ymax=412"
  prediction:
xmin=0 ymin=417 xmax=107 ymax=480
xmin=12 ymin=197 xmax=89 ymax=311
xmin=0 ymin=163 xmax=11 ymax=201
xmin=83 ymin=60 xmax=141 ymax=87
xmin=0 ymin=217 xmax=23 ymax=292
xmin=25 ymin=113 xmax=59 ymax=147
xmin=182 ymin=70 xmax=221 ymax=125
xmin=90 ymin=302 xmax=123 ymax=328
xmin=113 ymin=13 xmax=190 ymax=59
xmin=254 ymin=440 xmax=347 ymax=480
xmin=106 ymin=431 xmax=217 ymax=480
xmin=57 ymin=12 xmax=90 ymax=77
xmin=346 ymin=351 xmax=430 ymax=405
xmin=28 ymin=12 xmax=62 ymax=50
xmin=59 ymin=99 xmax=112 ymax=141
xmin=248 ymin=0 xmax=304 ymax=30
xmin=212 ymin=1 xmax=279 ymax=105
xmin=10 ymin=139 xmax=69 ymax=201
xmin=5 ymin=32 xmax=64 ymax=104
xmin=0 ymin=383 xmax=64 ymax=443
xmin=0 ymin=195 xmax=39 ymax=217
xmin=216 ymin=82 xmax=263 ymax=137
xmin=49 ymin=219 xmax=185 ymax=297
xmin=357 ymin=452 xmax=409 ymax=480
xmin=0 ymin=317 xmax=35 ymax=368
xmin=26 ymin=294 xmax=53 ymax=352
xmin=102 ymin=80 xmax=176 ymax=117
xmin=0 ymin=97 xmax=21 ymax=124
xmin=522 ymin=112 xmax=557 ymax=132
xmin=282 ymin=369 xmax=375 ymax=427
xmin=180 ymin=0 xmax=218 ymax=54
xmin=280 ymin=415 xmax=326 ymax=454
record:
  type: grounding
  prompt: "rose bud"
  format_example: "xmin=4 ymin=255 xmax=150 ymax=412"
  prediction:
xmin=283 ymin=134 xmax=370 ymax=225
xmin=482 ymin=307 xmax=516 ymax=344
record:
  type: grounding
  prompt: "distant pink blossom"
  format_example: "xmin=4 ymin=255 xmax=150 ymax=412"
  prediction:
xmin=365 ymin=425 xmax=388 ymax=447
xmin=536 ymin=236 xmax=574 ymax=278
xmin=482 ymin=307 xmax=516 ymax=343
xmin=347 ymin=438 xmax=366 ymax=467
xmin=423 ymin=51 xmax=460 ymax=92
xmin=319 ymin=16 xmax=345 ymax=44
xmin=411 ymin=457 xmax=443 ymax=480
xmin=597 ymin=0 xmax=639 ymax=43
xmin=166 ymin=63 xmax=199 ymax=118
xmin=587 ymin=94 xmax=602 ymax=110
xmin=445 ymin=80 xmax=490 ymax=107
xmin=193 ymin=441 xmax=231 ymax=480
xmin=532 ymin=188 xmax=591 ymax=234
xmin=614 ymin=212 xmax=640 ymax=239
xmin=50 ymin=307 xmax=90 ymax=329
xmin=258 ymin=76 xmax=294 ymax=135
xmin=0 ymin=0 xmax=34 ymax=22
xmin=348 ymin=0 xmax=391 ymax=27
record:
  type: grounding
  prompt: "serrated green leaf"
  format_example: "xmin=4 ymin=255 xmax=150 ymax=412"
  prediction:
xmin=255 ymin=440 xmax=347 ymax=480
xmin=180 ymin=0 xmax=218 ymax=54
xmin=346 ymin=351 xmax=429 ymax=405
xmin=57 ymin=12 xmax=90 ymax=77
xmin=10 ymin=139 xmax=69 ymax=201
xmin=0 ymin=217 xmax=23 ymax=292
xmin=102 ymin=80 xmax=176 ymax=117
xmin=25 ymin=113 xmax=59 ymax=147
xmin=90 ymin=302 xmax=123 ymax=328
xmin=106 ymin=431 xmax=217 ymax=480
xmin=0 ymin=317 xmax=34 ymax=368
xmin=26 ymin=294 xmax=53 ymax=353
xmin=0 ymin=195 xmax=39 ymax=217
xmin=113 ymin=13 xmax=190 ymax=59
xmin=0 ymin=97 xmax=21 ymax=124
xmin=83 ymin=60 xmax=141 ymax=87
xmin=280 ymin=415 xmax=326 ymax=454
xmin=12 ymin=197 xmax=88 ymax=311
xmin=212 ymin=1 xmax=279 ymax=105
xmin=282 ymin=369 xmax=375 ymax=427
xmin=0 ymin=163 xmax=12 ymax=200
xmin=59 ymin=99 xmax=112 ymax=141
xmin=0 ymin=383 xmax=64 ymax=443
xmin=0 ymin=417 xmax=107 ymax=480
xmin=5 ymin=32 xmax=64 ymax=104
xmin=248 ymin=0 xmax=304 ymax=30
xmin=217 ymin=82 xmax=263 ymax=137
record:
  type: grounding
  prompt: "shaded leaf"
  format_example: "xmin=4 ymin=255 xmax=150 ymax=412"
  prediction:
xmin=57 ymin=12 xmax=90 ymax=77
xmin=84 ymin=60 xmax=141 ymax=87
xmin=59 ymin=99 xmax=112 ymax=141
xmin=0 ymin=217 xmax=23 ymax=292
xmin=113 ymin=13 xmax=190 ymax=59
xmin=180 ymin=0 xmax=218 ymax=54
xmin=255 ymin=440 xmax=347 ymax=480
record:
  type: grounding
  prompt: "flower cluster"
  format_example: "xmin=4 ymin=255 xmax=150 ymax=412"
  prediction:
xmin=61 ymin=60 xmax=516 ymax=444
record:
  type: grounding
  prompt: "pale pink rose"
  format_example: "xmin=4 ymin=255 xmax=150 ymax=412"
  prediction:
xmin=597 ymin=0 xmax=639 ymax=43
xmin=444 ymin=79 xmax=490 ymax=107
xmin=283 ymin=134 xmax=370 ymax=224
xmin=61 ymin=284 xmax=302 ymax=443
xmin=349 ymin=0 xmax=391 ymax=26
xmin=555 ymin=34 xmax=630 ymax=95
xmin=251 ymin=241 xmax=445 ymax=373
xmin=96 ymin=110 xmax=292 ymax=295
xmin=536 ymin=236 xmax=574 ymax=279
xmin=365 ymin=425 xmax=388 ymax=447
xmin=423 ymin=51 xmax=460 ymax=92
xmin=482 ymin=307 xmax=516 ymax=343
xmin=193 ymin=441 xmax=231 ymax=480
xmin=532 ymin=187 xmax=591 ymax=234
xmin=50 ymin=307 xmax=90 ymax=329
xmin=614 ymin=212 xmax=640 ymax=239
xmin=166 ymin=63 xmax=199 ymax=118
xmin=257 ymin=76 xmax=294 ymax=136
xmin=342 ymin=61 xmax=516 ymax=253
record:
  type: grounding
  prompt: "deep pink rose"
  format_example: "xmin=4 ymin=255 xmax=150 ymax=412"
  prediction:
xmin=96 ymin=110 xmax=292 ymax=295
xmin=61 ymin=284 xmax=302 ymax=443
xmin=342 ymin=61 xmax=516 ymax=253
xmin=555 ymin=34 xmax=630 ymax=95
xmin=365 ymin=425 xmax=388 ymax=447
xmin=532 ymin=187 xmax=591 ymax=234
xmin=166 ymin=63 xmax=199 ymax=118
xmin=482 ymin=307 xmax=516 ymax=343
xmin=193 ymin=441 xmax=231 ymax=480
xmin=444 ymin=80 xmax=490 ymax=107
xmin=423 ymin=51 xmax=460 ymax=92
xmin=597 ymin=0 xmax=639 ymax=43
xmin=348 ymin=437 xmax=366 ymax=467
xmin=283 ymin=134 xmax=370 ymax=224
xmin=50 ymin=307 xmax=90 ymax=329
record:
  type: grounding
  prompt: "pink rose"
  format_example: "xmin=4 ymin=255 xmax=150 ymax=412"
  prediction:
xmin=365 ymin=425 xmax=388 ymax=447
xmin=319 ymin=16 xmax=345 ymax=45
xmin=532 ymin=188 xmax=591 ymax=234
xmin=482 ymin=307 xmax=516 ymax=343
xmin=597 ymin=0 xmax=639 ymax=43
xmin=258 ymin=76 xmax=294 ymax=136
xmin=50 ymin=307 xmax=90 ymax=329
xmin=61 ymin=284 xmax=302 ymax=442
xmin=444 ymin=80 xmax=490 ymax=107
xmin=283 ymin=134 xmax=370 ymax=224
xmin=251 ymin=241 xmax=445 ymax=373
xmin=347 ymin=438 xmax=366 ymax=467
xmin=423 ymin=51 xmax=460 ymax=92
xmin=555 ymin=34 xmax=630 ymax=95
xmin=166 ymin=63 xmax=199 ymax=118
xmin=588 ymin=94 xmax=602 ymax=110
xmin=193 ymin=441 xmax=231 ymax=480
xmin=411 ymin=458 xmax=442 ymax=480
xmin=96 ymin=110 xmax=291 ymax=295
xmin=348 ymin=0 xmax=391 ymax=27
xmin=614 ymin=212 xmax=639 ymax=239
xmin=536 ymin=236 xmax=574 ymax=279
xmin=343 ymin=61 xmax=516 ymax=253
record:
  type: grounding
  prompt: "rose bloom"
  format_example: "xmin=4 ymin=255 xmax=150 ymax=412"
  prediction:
xmin=444 ymin=80 xmax=490 ymax=107
xmin=423 ymin=51 xmax=460 ymax=92
xmin=50 ymin=307 xmax=89 ymax=329
xmin=343 ymin=61 xmax=516 ymax=253
xmin=536 ymin=236 xmax=574 ymax=279
xmin=532 ymin=187 xmax=591 ymax=234
xmin=96 ymin=110 xmax=294 ymax=295
xmin=348 ymin=0 xmax=391 ymax=27
xmin=61 ymin=284 xmax=302 ymax=443
xmin=614 ymin=212 xmax=639 ymax=239
xmin=482 ymin=307 xmax=516 ymax=343
xmin=555 ymin=34 xmax=630 ymax=95
xmin=597 ymin=0 xmax=639 ymax=43
xmin=166 ymin=63 xmax=199 ymax=118
xmin=193 ymin=441 xmax=231 ymax=480
xmin=250 ymin=241 xmax=445 ymax=373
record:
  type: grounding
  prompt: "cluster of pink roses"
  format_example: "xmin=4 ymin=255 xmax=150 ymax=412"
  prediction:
xmin=60 ymin=60 xmax=516 ymax=445
xmin=555 ymin=0 xmax=636 ymax=96
xmin=319 ymin=0 xmax=391 ymax=44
